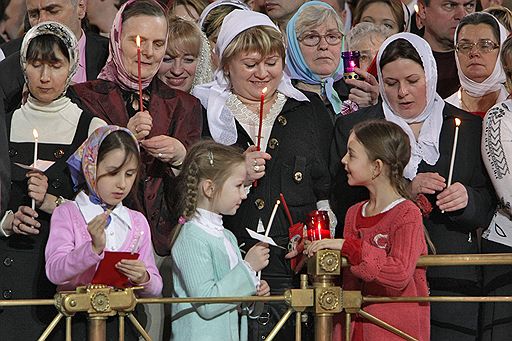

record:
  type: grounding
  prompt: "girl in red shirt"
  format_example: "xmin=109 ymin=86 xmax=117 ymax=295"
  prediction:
xmin=306 ymin=119 xmax=432 ymax=341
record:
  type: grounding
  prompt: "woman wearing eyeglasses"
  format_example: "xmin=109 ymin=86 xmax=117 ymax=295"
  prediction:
xmin=446 ymin=12 xmax=508 ymax=118
xmin=480 ymin=35 xmax=512 ymax=341
xmin=286 ymin=1 xmax=379 ymax=122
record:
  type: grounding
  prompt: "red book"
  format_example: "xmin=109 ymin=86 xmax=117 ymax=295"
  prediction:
xmin=92 ymin=251 xmax=139 ymax=288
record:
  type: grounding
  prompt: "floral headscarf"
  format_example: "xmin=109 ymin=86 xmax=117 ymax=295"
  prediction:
xmin=67 ymin=125 xmax=139 ymax=206
xmin=98 ymin=0 xmax=168 ymax=91
xmin=20 ymin=21 xmax=78 ymax=96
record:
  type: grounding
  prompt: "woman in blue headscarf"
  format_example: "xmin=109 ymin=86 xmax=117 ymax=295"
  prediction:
xmin=286 ymin=1 xmax=379 ymax=121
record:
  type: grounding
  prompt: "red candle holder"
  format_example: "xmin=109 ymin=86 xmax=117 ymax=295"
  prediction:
xmin=306 ymin=210 xmax=330 ymax=241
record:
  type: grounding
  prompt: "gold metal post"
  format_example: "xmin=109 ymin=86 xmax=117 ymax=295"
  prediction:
xmin=266 ymin=308 xmax=294 ymax=341
xmin=345 ymin=312 xmax=351 ymax=341
xmin=357 ymin=309 xmax=418 ymax=341
xmin=119 ymin=313 xmax=125 ymax=341
xmin=38 ymin=313 xmax=64 ymax=341
xmin=127 ymin=313 xmax=152 ymax=340
xmin=66 ymin=316 xmax=72 ymax=341
xmin=295 ymin=311 xmax=301 ymax=341
xmin=88 ymin=317 xmax=107 ymax=341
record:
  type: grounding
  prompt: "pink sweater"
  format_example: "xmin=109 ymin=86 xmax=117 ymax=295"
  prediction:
xmin=45 ymin=201 xmax=162 ymax=297
xmin=334 ymin=200 xmax=430 ymax=341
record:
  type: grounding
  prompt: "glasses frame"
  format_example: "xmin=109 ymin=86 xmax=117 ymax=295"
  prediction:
xmin=298 ymin=32 xmax=343 ymax=47
xmin=455 ymin=39 xmax=500 ymax=55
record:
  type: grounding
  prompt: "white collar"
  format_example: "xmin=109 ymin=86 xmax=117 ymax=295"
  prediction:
xmin=75 ymin=191 xmax=131 ymax=230
xmin=192 ymin=208 xmax=224 ymax=237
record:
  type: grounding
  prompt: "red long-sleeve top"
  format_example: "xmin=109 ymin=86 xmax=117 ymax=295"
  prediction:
xmin=334 ymin=200 xmax=430 ymax=341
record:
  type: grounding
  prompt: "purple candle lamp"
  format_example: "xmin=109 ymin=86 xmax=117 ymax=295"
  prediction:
xmin=341 ymin=51 xmax=361 ymax=80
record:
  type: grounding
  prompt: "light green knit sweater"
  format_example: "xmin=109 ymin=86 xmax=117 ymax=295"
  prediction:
xmin=171 ymin=221 xmax=256 ymax=341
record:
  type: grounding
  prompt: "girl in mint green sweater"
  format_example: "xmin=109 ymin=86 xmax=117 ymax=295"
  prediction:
xmin=171 ymin=141 xmax=270 ymax=341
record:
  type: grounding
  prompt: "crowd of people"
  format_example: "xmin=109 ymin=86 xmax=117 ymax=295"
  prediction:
xmin=0 ymin=0 xmax=511 ymax=340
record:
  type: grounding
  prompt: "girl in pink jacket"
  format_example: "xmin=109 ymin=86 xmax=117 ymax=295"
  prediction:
xmin=45 ymin=125 xmax=162 ymax=297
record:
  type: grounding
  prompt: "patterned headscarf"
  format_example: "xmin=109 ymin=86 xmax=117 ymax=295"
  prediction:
xmin=20 ymin=21 xmax=78 ymax=96
xmin=98 ymin=0 xmax=168 ymax=91
xmin=285 ymin=1 xmax=344 ymax=115
xmin=67 ymin=125 xmax=139 ymax=206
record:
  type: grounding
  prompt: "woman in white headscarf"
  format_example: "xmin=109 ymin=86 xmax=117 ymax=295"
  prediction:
xmin=446 ymin=12 xmax=508 ymax=117
xmin=330 ymin=32 xmax=495 ymax=340
xmin=0 ymin=21 xmax=106 ymax=340
xmin=193 ymin=9 xmax=334 ymax=340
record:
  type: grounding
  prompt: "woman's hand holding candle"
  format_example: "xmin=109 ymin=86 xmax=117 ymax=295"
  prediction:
xmin=11 ymin=206 xmax=40 ymax=235
xmin=127 ymin=110 xmax=153 ymax=141
xmin=140 ymin=135 xmax=186 ymax=165
xmin=88 ymin=211 xmax=110 ymax=255
xmin=436 ymin=182 xmax=468 ymax=212
xmin=26 ymin=171 xmax=48 ymax=209
xmin=116 ymin=259 xmax=149 ymax=284
xmin=345 ymin=67 xmax=379 ymax=107
xmin=243 ymin=146 xmax=271 ymax=183
xmin=410 ymin=172 xmax=446 ymax=197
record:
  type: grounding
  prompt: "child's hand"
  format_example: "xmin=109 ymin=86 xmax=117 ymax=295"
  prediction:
xmin=257 ymin=280 xmax=270 ymax=296
xmin=245 ymin=242 xmax=270 ymax=272
xmin=305 ymin=239 xmax=344 ymax=257
xmin=88 ymin=211 xmax=109 ymax=254
xmin=116 ymin=259 xmax=149 ymax=284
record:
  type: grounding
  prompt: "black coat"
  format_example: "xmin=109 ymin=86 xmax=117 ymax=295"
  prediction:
xmin=329 ymin=102 xmax=496 ymax=339
xmin=0 ymin=31 xmax=108 ymax=114
xmin=0 ymin=95 xmax=9 ymax=215
xmin=220 ymin=92 xmax=334 ymax=289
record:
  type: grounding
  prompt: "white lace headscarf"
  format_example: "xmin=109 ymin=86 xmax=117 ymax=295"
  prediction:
xmin=377 ymin=33 xmax=445 ymax=180
xmin=454 ymin=12 xmax=508 ymax=97
xmin=193 ymin=10 xmax=308 ymax=145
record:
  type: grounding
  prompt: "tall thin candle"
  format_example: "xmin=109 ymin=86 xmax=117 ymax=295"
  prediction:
xmin=256 ymin=87 xmax=268 ymax=151
xmin=279 ymin=193 xmax=293 ymax=226
xmin=443 ymin=118 xmax=461 ymax=213
xmin=136 ymin=35 xmax=143 ymax=112
xmin=32 ymin=129 xmax=38 ymax=210
xmin=258 ymin=199 xmax=280 ymax=280
xmin=254 ymin=87 xmax=268 ymax=188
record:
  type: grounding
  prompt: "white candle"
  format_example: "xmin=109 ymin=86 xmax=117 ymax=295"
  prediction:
xmin=32 ymin=129 xmax=38 ymax=210
xmin=258 ymin=200 xmax=281 ymax=280
xmin=443 ymin=118 xmax=461 ymax=213
xmin=264 ymin=200 xmax=280 ymax=237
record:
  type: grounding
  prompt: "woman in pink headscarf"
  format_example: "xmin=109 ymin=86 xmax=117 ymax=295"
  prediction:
xmin=69 ymin=0 xmax=203 ymax=256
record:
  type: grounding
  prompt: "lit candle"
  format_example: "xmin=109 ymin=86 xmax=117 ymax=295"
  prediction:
xmin=256 ymin=87 xmax=268 ymax=152
xmin=443 ymin=118 xmax=461 ymax=213
xmin=253 ymin=87 xmax=268 ymax=188
xmin=32 ymin=129 xmax=38 ymax=210
xmin=136 ymin=35 xmax=143 ymax=112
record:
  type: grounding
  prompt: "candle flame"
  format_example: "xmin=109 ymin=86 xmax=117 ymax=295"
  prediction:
xmin=414 ymin=4 xmax=419 ymax=13
xmin=455 ymin=118 xmax=461 ymax=127
xmin=32 ymin=129 xmax=38 ymax=140
xmin=262 ymin=87 xmax=268 ymax=94
xmin=136 ymin=35 xmax=141 ymax=48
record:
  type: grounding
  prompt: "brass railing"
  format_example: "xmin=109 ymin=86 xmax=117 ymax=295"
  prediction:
xmin=1 ymin=252 xmax=512 ymax=341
